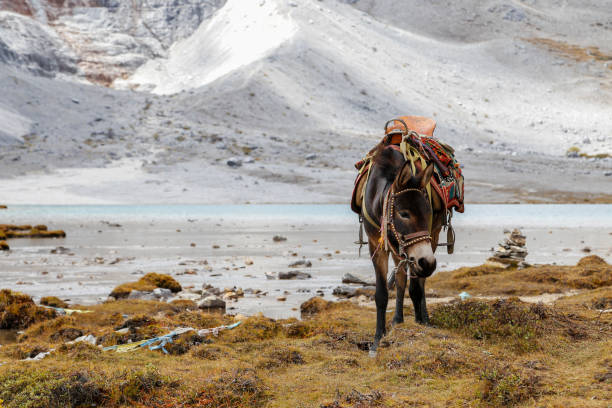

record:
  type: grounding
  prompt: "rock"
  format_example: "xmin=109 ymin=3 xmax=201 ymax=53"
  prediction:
xmin=67 ymin=334 xmax=97 ymax=345
xmin=198 ymin=296 xmax=226 ymax=310
xmin=278 ymin=271 xmax=311 ymax=280
xmin=273 ymin=235 xmax=287 ymax=242
xmin=127 ymin=290 xmax=155 ymax=300
xmin=288 ymin=260 xmax=312 ymax=268
xmin=341 ymin=273 xmax=373 ymax=285
xmin=226 ymin=157 xmax=242 ymax=168
xmin=153 ymin=288 xmax=172 ymax=299
xmin=305 ymin=153 xmax=317 ymax=160
xmin=277 ymin=296 xmax=287 ymax=301
xmin=265 ymin=272 xmax=276 ymax=280
xmin=50 ymin=246 xmax=71 ymax=254
xmin=484 ymin=260 xmax=511 ymax=269
xmin=333 ymin=285 xmax=357 ymax=298
xmin=488 ymin=228 xmax=528 ymax=266
xmin=172 ymin=292 xmax=201 ymax=302
xmin=566 ymin=150 xmax=579 ymax=158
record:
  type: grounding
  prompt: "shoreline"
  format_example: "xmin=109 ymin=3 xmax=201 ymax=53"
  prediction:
xmin=1 ymin=204 xmax=610 ymax=318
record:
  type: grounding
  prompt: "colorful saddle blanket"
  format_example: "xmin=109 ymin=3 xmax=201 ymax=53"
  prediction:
xmin=351 ymin=117 xmax=464 ymax=215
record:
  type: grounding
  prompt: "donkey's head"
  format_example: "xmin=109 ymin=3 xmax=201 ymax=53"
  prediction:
xmin=389 ymin=161 xmax=436 ymax=278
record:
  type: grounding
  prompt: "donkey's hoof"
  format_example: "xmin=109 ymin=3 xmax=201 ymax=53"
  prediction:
xmin=368 ymin=349 xmax=378 ymax=358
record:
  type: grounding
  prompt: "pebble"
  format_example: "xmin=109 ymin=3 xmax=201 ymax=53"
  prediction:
xmin=226 ymin=157 xmax=242 ymax=168
xmin=278 ymin=271 xmax=312 ymax=280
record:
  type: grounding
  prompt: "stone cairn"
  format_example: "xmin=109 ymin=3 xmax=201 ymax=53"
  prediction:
xmin=486 ymin=228 xmax=529 ymax=268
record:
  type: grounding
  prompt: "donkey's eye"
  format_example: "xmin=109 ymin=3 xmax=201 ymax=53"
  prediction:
xmin=399 ymin=211 xmax=410 ymax=219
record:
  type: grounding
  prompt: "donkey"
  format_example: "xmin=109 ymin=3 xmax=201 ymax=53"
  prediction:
xmin=361 ymin=144 xmax=445 ymax=356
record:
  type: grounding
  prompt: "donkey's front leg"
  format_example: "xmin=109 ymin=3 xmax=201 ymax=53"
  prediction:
xmin=391 ymin=256 xmax=407 ymax=325
xmin=369 ymin=240 xmax=388 ymax=357
xmin=409 ymin=277 xmax=429 ymax=325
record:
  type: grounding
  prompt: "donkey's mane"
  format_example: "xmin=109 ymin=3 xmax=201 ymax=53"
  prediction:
xmin=372 ymin=144 xmax=405 ymax=182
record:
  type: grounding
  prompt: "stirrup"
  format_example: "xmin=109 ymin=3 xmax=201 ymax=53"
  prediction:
xmin=437 ymin=210 xmax=455 ymax=254
xmin=354 ymin=216 xmax=367 ymax=257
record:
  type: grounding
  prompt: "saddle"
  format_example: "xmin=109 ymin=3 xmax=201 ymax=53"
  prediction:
xmin=351 ymin=116 xmax=464 ymax=252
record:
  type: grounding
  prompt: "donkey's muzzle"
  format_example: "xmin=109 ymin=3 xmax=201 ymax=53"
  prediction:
xmin=416 ymin=256 xmax=436 ymax=278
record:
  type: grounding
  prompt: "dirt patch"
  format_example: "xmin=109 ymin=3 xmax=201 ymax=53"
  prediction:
xmin=525 ymin=37 xmax=612 ymax=67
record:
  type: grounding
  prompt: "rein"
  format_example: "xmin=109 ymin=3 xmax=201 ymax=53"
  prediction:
xmin=380 ymin=184 xmax=432 ymax=279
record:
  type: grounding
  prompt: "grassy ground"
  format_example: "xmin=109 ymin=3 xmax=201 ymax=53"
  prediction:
xmin=0 ymin=257 xmax=611 ymax=407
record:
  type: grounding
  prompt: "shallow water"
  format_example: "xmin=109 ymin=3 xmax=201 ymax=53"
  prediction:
xmin=1 ymin=204 xmax=611 ymax=318
xmin=4 ymin=204 xmax=612 ymax=228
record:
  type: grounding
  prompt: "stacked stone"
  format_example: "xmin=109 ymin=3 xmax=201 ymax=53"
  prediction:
xmin=487 ymin=228 xmax=529 ymax=268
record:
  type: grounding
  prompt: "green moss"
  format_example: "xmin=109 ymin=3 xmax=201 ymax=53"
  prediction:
xmin=430 ymin=299 xmax=545 ymax=352
xmin=0 ymin=369 xmax=107 ymax=408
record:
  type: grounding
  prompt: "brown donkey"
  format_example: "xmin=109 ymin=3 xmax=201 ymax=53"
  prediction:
xmin=361 ymin=145 xmax=446 ymax=356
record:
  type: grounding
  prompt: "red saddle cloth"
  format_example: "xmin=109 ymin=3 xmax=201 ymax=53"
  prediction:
xmin=351 ymin=117 xmax=464 ymax=215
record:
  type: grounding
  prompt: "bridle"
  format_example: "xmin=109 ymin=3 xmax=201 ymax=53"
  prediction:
xmin=382 ymin=184 xmax=432 ymax=279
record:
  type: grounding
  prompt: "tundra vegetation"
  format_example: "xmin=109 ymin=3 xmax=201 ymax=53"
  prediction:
xmin=0 ymin=223 xmax=67 ymax=251
xmin=0 ymin=256 xmax=610 ymax=407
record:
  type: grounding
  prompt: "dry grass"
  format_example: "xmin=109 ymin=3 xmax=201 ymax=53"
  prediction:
xmin=0 ymin=255 xmax=611 ymax=407
xmin=109 ymin=273 xmax=182 ymax=299
xmin=429 ymin=255 xmax=612 ymax=296
xmin=40 ymin=296 xmax=68 ymax=308
xmin=0 ymin=289 xmax=56 ymax=330
xmin=0 ymin=225 xmax=66 ymax=239
xmin=0 ymin=291 xmax=610 ymax=407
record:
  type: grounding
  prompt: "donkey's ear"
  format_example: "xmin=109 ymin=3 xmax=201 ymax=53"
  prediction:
xmin=419 ymin=162 xmax=435 ymax=189
xmin=393 ymin=161 xmax=413 ymax=189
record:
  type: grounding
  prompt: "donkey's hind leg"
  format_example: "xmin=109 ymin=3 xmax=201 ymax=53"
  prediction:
xmin=369 ymin=238 xmax=389 ymax=357
xmin=390 ymin=254 xmax=407 ymax=326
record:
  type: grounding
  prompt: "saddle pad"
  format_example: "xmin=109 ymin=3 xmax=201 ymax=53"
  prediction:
xmin=351 ymin=161 xmax=370 ymax=214
xmin=386 ymin=116 xmax=436 ymax=138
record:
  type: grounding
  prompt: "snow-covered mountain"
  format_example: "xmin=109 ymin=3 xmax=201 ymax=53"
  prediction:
xmin=0 ymin=0 xmax=611 ymax=204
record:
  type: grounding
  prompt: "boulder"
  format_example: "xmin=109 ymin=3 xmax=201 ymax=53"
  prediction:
xmin=198 ymin=296 xmax=226 ymax=310
xmin=127 ymin=290 xmax=155 ymax=300
xmin=341 ymin=273 xmax=374 ymax=286
xmin=333 ymin=285 xmax=357 ymax=298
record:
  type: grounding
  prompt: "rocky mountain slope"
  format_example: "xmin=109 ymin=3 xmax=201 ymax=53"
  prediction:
xmin=0 ymin=0 xmax=610 ymax=204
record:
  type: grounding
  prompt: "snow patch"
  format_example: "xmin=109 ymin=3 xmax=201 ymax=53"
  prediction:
xmin=118 ymin=0 xmax=297 ymax=94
